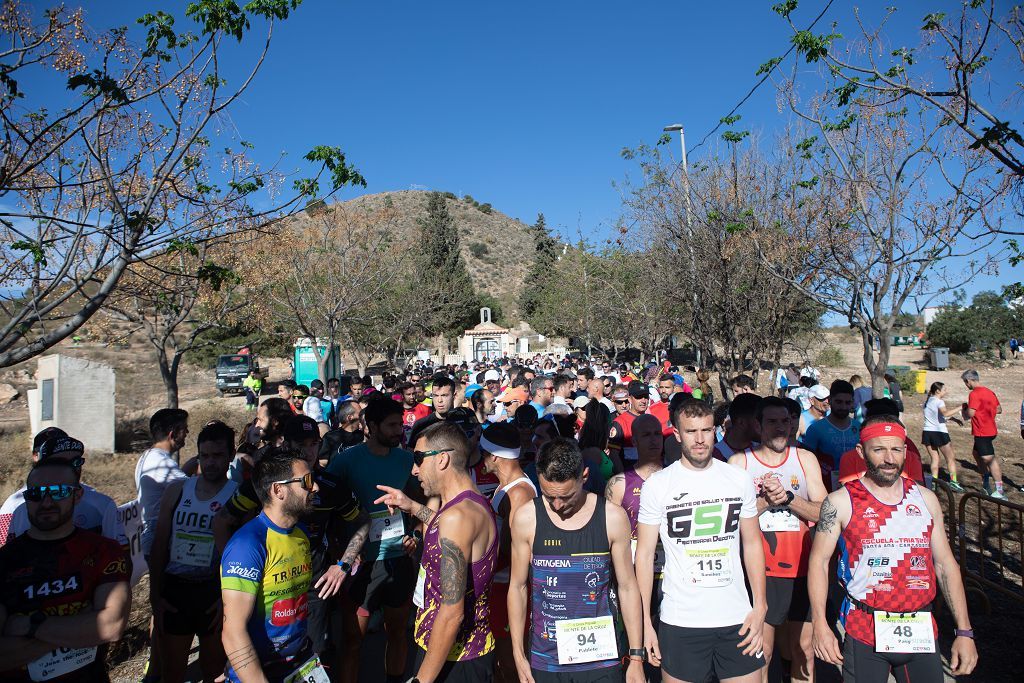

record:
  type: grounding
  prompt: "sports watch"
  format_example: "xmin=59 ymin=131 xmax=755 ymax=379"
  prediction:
xmin=337 ymin=560 xmax=352 ymax=575
xmin=954 ymin=628 xmax=974 ymax=639
xmin=782 ymin=490 xmax=795 ymax=506
xmin=627 ymin=648 xmax=647 ymax=662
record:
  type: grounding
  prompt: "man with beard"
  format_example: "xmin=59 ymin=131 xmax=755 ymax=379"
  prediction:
xmin=0 ymin=459 xmax=131 ymax=682
xmin=220 ymin=448 xmax=320 ymax=682
xmin=728 ymin=397 xmax=827 ymax=683
xmin=215 ymin=416 xmax=367 ymax=678
xmin=319 ymin=400 xmax=365 ymax=465
xmin=802 ymin=380 xmax=860 ymax=489
xmin=327 ymin=398 xmax=420 ymax=683
xmin=635 ymin=399 xmax=766 ymax=683
xmin=648 ymin=374 xmax=680 ymax=437
xmin=508 ymin=438 xmax=646 ymax=683
xmin=608 ymin=380 xmax=651 ymax=465
xmin=713 ymin=393 xmax=762 ymax=462
xmin=149 ymin=421 xmax=238 ymax=683
xmin=809 ymin=415 xmax=978 ymax=682
xmin=375 ymin=422 xmax=500 ymax=682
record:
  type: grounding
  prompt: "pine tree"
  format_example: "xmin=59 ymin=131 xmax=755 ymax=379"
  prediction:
xmin=417 ymin=192 xmax=480 ymax=335
xmin=520 ymin=213 xmax=559 ymax=323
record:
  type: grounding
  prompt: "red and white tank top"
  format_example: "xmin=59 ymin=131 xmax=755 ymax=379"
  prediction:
xmin=838 ymin=477 xmax=936 ymax=646
xmin=743 ymin=446 xmax=811 ymax=578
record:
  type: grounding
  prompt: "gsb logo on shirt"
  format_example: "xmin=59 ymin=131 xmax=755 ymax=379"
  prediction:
xmin=666 ymin=503 xmax=742 ymax=538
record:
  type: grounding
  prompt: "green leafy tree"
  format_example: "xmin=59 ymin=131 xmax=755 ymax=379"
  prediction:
xmin=416 ymin=192 xmax=480 ymax=336
xmin=520 ymin=213 xmax=560 ymax=325
xmin=928 ymin=292 xmax=1021 ymax=358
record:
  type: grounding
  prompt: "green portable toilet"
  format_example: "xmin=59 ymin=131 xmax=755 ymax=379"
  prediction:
xmin=293 ymin=338 xmax=341 ymax=386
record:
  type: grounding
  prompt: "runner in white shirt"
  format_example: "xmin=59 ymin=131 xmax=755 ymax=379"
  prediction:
xmin=135 ymin=408 xmax=193 ymax=558
xmin=635 ymin=398 xmax=767 ymax=683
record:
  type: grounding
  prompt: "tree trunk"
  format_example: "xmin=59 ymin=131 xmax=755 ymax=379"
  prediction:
xmin=860 ymin=328 xmax=892 ymax=398
xmin=158 ymin=353 xmax=180 ymax=409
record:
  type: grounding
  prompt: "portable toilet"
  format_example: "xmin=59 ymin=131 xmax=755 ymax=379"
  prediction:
xmin=293 ymin=338 xmax=341 ymax=387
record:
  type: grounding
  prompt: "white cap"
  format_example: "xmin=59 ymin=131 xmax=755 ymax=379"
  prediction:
xmin=484 ymin=369 xmax=500 ymax=382
xmin=572 ymin=396 xmax=591 ymax=410
xmin=810 ymin=385 xmax=830 ymax=400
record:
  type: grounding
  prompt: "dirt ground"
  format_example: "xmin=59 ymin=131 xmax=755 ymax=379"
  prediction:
xmin=0 ymin=333 xmax=1022 ymax=681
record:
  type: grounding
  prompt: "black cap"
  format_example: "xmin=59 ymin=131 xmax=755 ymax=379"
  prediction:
xmin=32 ymin=427 xmax=67 ymax=455
xmin=38 ymin=435 xmax=84 ymax=460
xmin=627 ymin=381 xmax=649 ymax=399
xmin=310 ymin=379 xmax=325 ymax=391
xmin=283 ymin=415 xmax=319 ymax=443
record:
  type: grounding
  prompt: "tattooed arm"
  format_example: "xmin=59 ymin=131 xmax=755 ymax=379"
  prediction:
xmin=808 ymin=490 xmax=850 ymax=666
xmin=221 ymin=589 xmax=267 ymax=683
xmin=921 ymin=488 xmax=977 ymax=675
xmin=414 ymin=506 xmax=473 ymax=683
xmin=604 ymin=473 xmax=625 ymax=506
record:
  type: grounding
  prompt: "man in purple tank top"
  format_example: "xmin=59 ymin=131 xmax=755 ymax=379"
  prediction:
xmin=375 ymin=421 xmax=499 ymax=683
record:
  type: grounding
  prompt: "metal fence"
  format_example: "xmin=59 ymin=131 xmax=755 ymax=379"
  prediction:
xmin=956 ymin=491 xmax=1024 ymax=612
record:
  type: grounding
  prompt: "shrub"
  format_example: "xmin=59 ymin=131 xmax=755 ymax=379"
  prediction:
xmin=443 ymin=191 xmax=456 ymax=200
xmin=815 ymin=346 xmax=844 ymax=367
xmin=463 ymin=194 xmax=474 ymax=204
xmin=892 ymin=368 xmax=916 ymax=394
xmin=468 ymin=242 xmax=489 ymax=258
xmin=478 ymin=203 xmax=493 ymax=214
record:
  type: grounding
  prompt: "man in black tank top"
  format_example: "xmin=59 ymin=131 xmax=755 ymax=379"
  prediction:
xmin=508 ymin=438 xmax=646 ymax=683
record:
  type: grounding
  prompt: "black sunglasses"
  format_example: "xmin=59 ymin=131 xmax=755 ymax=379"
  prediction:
xmin=24 ymin=484 xmax=81 ymax=502
xmin=413 ymin=447 xmax=454 ymax=467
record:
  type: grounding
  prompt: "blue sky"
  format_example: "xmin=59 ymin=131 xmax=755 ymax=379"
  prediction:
xmin=60 ymin=1 xmax=1022 ymax=306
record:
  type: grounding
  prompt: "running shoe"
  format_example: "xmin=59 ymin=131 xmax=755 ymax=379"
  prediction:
xmin=991 ymin=490 xmax=1008 ymax=501
xmin=947 ymin=481 xmax=965 ymax=493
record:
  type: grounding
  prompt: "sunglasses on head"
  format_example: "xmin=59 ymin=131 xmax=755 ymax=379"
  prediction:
xmin=273 ymin=471 xmax=315 ymax=491
xmin=24 ymin=484 xmax=80 ymax=502
xmin=413 ymin=447 xmax=454 ymax=467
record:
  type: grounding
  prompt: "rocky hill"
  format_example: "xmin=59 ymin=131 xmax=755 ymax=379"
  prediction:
xmin=317 ymin=190 xmax=534 ymax=321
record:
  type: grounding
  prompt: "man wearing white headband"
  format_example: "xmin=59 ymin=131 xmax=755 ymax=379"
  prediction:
xmin=480 ymin=423 xmax=537 ymax=683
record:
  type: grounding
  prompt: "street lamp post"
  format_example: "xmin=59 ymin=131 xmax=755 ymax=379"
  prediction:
xmin=663 ymin=123 xmax=701 ymax=369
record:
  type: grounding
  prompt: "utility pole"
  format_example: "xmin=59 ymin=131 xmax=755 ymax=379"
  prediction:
xmin=663 ymin=123 xmax=702 ymax=369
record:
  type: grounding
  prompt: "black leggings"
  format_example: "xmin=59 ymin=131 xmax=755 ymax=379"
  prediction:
xmin=843 ymin=636 xmax=943 ymax=683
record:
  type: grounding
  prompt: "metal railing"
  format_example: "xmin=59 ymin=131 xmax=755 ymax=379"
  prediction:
xmin=957 ymin=491 xmax=1024 ymax=612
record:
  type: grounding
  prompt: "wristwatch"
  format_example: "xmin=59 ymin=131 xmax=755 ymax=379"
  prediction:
xmin=26 ymin=611 xmax=47 ymax=639
xmin=954 ymin=628 xmax=974 ymax=639
xmin=627 ymin=647 xmax=647 ymax=662
xmin=782 ymin=490 xmax=795 ymax=506
xmin=337 ymin=560 xmax=352 ymax=575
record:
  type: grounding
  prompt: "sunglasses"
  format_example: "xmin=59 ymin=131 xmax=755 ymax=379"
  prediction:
xmin=614 ymin=399 xmax=629 ymax=405
xmin=273 ymin=472 xmax=315 ymax=491
xmin=413 ymin=447 xmax=454 ymax=467
xmin=24 ymin=484 xmax=81 ymax=502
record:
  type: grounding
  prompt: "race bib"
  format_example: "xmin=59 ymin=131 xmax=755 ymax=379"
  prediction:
xmin=284 ymin=655 xmax=330 ymax=683
xmin=370 ymin=511 xmax=404 ymax=543
xmin=171 ymin=531 xmax=214 ymax=568
xmin=28 ymin=647 xmax=97 ymax=681
xmin=683 ymin=547 xmax=732 ymax=587
xmin=413 ymin=565 xmax=426 ymax=609
xmin=873 ymin=612 xmax=935 ymax=654
xmin=554 ymin=615 xmax=618 ymax=665
xmin=759 ymin=508 xmax=801 ymax=532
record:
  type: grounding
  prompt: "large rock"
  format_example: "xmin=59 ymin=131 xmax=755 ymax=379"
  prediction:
xmin=0 ymin=383 xmax=19 ymax=403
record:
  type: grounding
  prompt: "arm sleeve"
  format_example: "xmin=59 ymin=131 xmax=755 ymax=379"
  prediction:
xmin=220 ymin=529 xmax=265 ymax=594
xmin=224 ymin=480 xmax=260 ymax=518
xmin=967 ymin=391 xmax=979 ymax=410
xmin=637 ymin=475 xmax=662 ymax=526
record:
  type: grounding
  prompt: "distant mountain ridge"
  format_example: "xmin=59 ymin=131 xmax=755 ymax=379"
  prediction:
xmin=320 ymin=190 xmax=534 ymax=321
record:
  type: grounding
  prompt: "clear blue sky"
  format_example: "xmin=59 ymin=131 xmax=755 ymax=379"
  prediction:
xmin=68 ymin=0 xmax=1021 ymax=306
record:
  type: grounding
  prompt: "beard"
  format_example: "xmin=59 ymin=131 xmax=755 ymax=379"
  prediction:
xmin=680 ymin=443 xmax=713 ymax=469
xmin=283 ymin=488 xmax=314 ymax=518
xmin=28 ymin=505 xmax=73 ymax=532
xmin=865 ymin=458 xmax=904 ymax=486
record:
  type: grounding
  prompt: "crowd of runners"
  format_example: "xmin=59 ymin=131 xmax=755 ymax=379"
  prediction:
xmin=0 ymin=353 xmax=1012 ymax=682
